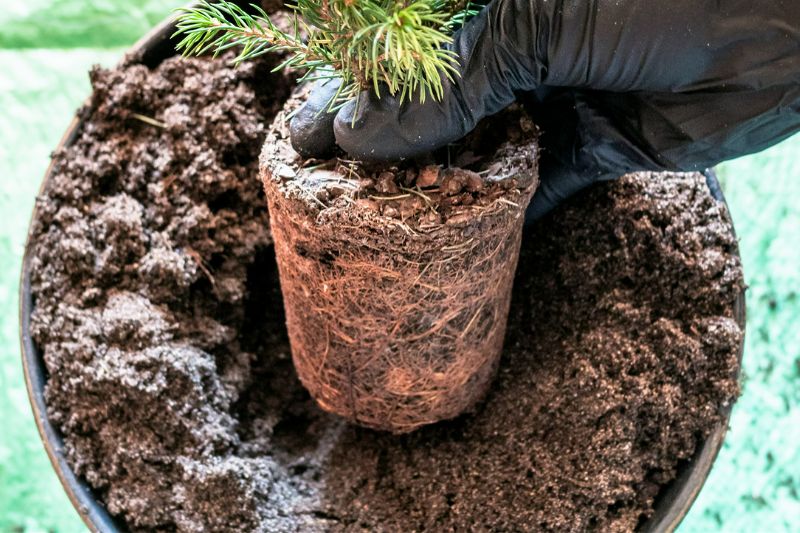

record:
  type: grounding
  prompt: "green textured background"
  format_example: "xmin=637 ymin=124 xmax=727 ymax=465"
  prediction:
xmin=0 ymin=1 xmax=797 ymax=531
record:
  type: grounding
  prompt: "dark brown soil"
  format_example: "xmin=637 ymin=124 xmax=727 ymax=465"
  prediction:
xmin=29 ymin=50 xmax=743 ymax=532
xmin=259 ymin=89 xmax=539 ymax=432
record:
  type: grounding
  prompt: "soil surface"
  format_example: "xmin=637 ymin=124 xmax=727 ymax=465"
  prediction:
xmin=29 ymin=51 xmax=743 ymax=532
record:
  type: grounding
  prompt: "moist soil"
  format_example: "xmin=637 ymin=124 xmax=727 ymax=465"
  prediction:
xmin=259 ymin=89 xmax=538 ymax=432
xmin=28 ymin=51 xmax=743 ymax=532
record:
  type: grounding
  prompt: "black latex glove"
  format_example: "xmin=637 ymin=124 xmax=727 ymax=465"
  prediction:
xmin=290 ymin=0 xmax=800 ymax=218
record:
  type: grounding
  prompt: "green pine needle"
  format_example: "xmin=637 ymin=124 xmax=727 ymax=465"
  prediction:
xmin=173 ymin=0 xmax=484 ymax=109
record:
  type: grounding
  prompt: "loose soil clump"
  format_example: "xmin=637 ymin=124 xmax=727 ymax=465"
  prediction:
xmin=261 ymin=89 xmax=539 ymax=432
xmin=29 ymin=51 xmax=743 ymax=531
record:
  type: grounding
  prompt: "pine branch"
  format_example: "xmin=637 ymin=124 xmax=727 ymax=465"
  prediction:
xmin=174 ymin=2 xmax=306 ymax=63
xmin=173 ymin=0 xmax=484 ymax=108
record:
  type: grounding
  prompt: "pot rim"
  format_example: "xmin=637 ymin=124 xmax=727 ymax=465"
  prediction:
xmin=18 ymin=7 xmax=746 ymax=533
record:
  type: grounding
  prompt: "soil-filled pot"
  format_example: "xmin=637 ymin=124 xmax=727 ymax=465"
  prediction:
xmin=260 ymin=91 xmax=538 ymax=432
xmin=20 ymin=4 xmax=746 ymax=532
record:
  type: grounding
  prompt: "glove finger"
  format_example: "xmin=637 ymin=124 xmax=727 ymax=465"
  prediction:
xmin=333 ymin=87 xmax=459 ymax=161
xmin=289 ymin=78 xmax=341 ymax=159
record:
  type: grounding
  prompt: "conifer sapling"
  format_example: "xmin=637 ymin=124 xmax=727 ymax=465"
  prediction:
xmin=174 ymin=0 xmax=481 ymax=113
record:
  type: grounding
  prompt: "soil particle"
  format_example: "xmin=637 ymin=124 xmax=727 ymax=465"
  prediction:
xmin=29 ymin=49 xmax=743 ymax=531
xmin=415 ymin=165 xmax=440 ymax=188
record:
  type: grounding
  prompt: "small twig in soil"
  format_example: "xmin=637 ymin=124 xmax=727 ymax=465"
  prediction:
xmin=399 ymin=186 xmax=438 ymax=212
xmin=160 ymin=175 xmax=178 ymax=193
xmin=302 ymin=159 xmax=337 ymax=171
xmin=387 ymin=219 xmax=419 ymax=236
xmin=441 ymin=237 xmax=476 ymax=253
xmin=335 ymin=160 xmax=363 ymax=182
xmin=460 ymin=302 xmax=487 ymax=339
xmin=308 ymin=194 xmax=328 ymax=209
xmin=130 ymin=113 xmax=166 ymax=129
xmin=317 ymin=175 xmax=360 ymax=189
xmin=185 ymin=247 xmax=216 ymax=287
xmin=497 ymin=197 xmax=520 ymax=208
xmin=369 ymin=193 xmax=412 ymax=201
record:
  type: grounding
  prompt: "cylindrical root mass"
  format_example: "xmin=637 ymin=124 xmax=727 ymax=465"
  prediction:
xmin=262 ymin=171 xmax=534 ymax=432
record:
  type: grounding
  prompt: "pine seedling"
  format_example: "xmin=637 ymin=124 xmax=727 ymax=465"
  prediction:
xmin=173 ymin=0 xmax=482 ymax=111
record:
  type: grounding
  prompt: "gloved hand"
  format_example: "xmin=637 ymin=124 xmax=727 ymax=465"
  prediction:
xmin=291 ymin=0 xmax=800 ymax=218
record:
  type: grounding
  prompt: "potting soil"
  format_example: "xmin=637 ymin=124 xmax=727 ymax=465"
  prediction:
xmin=29 ymin=53 xmax=744 ymax=532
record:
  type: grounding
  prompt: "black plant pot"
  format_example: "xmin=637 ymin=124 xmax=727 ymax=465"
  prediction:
xmin=19 ymin=5 xmax=746 ymax=532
